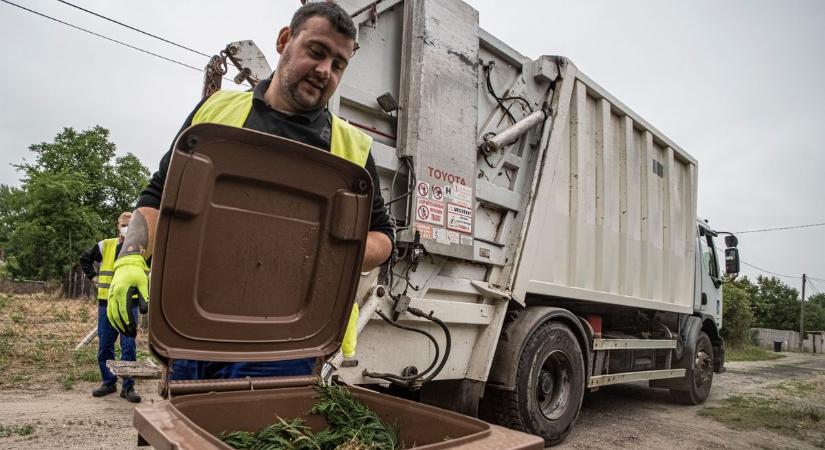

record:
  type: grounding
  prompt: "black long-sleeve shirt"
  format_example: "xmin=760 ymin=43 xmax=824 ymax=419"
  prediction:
xmin=137 ymin=79 xmax=394 ymax=246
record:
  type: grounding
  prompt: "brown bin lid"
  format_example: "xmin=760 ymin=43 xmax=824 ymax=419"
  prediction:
xmin=148 ymin=124 xmax=373 ymax=363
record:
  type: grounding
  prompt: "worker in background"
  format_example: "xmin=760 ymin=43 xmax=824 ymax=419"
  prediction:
xmin=106 ymin=2 xmax=394 ymax=380
xmin=79 ymin=212 xmax=142 ymax=402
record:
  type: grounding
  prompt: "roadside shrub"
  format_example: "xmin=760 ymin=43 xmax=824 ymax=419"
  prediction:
xmin=721 ymin=283 xmax=754 ymax=345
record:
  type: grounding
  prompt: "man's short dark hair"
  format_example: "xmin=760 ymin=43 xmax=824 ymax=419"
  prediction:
xmin=291 ymin=2 xmax=357 ymax=41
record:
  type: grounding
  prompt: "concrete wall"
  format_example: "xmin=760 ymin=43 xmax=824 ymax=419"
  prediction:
xmin=751 ymin=328 xmax=825 ymax=353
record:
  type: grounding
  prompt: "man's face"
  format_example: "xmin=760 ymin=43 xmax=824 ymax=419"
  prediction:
xmin=275 ymin=16 xmax=355 ymax=112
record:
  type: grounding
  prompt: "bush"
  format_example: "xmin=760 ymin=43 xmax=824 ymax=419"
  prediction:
xmin=721 ymin=282 xmax=754 ymax=345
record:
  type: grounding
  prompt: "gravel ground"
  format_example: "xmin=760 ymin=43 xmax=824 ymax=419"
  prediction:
xmin=0 ymin=353 xmax=823 ymax=449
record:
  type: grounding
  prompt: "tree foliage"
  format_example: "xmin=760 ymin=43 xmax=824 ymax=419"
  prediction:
xmin=721 ymin=280 xmax=755 ymax=345
xmin=1 ymin=126 xmax=149 ymax=280
xmin=721 ymin=275 xmax=825 ymax=342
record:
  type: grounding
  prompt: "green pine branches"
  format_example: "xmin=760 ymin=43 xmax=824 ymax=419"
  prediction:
xmin=220 ymin=383 xmax=400 ymax=450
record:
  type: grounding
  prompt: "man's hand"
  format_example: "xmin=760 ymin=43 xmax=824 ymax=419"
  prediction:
xmin=107 ymin=254 xmax=149 ymax=337
xmin=91 ymin=276 xmax=98 ymax=285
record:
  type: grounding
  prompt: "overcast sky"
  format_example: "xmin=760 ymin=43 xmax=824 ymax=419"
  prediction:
xmin=1 ymin=0 xmax=823 ymax=294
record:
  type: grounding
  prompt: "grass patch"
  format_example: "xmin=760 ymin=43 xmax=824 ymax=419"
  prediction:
xmin=9 ymin=311 xmax=24 ymax=324
xmin=78 ymin=368 xmax=99 ymax=382
xmin=0 ymin=424 xmax=35 ymax=437
xmin=700 ymin=394 xmax=825 ymax=441
xmin=60 ymin=373 xmax=76 ymax=391
xmin=0 ymin=295 xmax=8 ymax=310
xmin=775 ymin=380 xmax=819 ymax=397
xmin=0 ymin=294 xmax=148 ymax=390
xmin=726 ymin=344 xmax=785 ymax=362
xmin=76 ymin=307 xmax=90 ymax=323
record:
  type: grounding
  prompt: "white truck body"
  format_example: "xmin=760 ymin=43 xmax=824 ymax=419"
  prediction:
xmin=316 ymin=0 xmax=707 ymax=385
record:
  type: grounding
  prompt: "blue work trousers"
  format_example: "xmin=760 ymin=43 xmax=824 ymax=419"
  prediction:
xmin=170 ymin=358 xmax=315 ymax=381
xmin=97 ymin=303 xmax=137 ymax=389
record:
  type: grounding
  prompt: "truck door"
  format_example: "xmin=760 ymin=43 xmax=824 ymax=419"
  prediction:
xmin=697 ymin=227 xmax=723 ymax=325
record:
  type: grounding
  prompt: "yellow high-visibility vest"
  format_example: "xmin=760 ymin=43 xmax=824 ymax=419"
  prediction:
xmin=191 ymin=90 xmax=372 ymax=167
xmin=96 ymin=238 xmax=118 ymax=301
xmin=190 ymin=89 xmax=372 ymax=357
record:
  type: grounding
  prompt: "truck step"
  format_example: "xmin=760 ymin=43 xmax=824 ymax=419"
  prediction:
xmin=592 ymin=338 xmax=677 ymax=350
xmin=588 ymin=369 xmax=685 ymax=388
xmin=106 ymin=359 xmax=162 ymax=379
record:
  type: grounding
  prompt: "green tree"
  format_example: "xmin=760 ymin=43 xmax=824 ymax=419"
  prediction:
xmin=0 ymin=184 xmax=24 ymax=250
xmin=2 ymin=126 xmax=149 ymax=280
xmin=803 ymin=293 xmax=825 ymax=331
xmin=721 ymin=280 xmax=754 ymax=345
xmin=751 ymin=276 xmax=801 ymax=331
xmin=808 ymin=293 xmax=825 ymax=309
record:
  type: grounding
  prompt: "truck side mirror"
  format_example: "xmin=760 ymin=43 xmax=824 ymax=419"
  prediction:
xmin=725 ymin=247 xmax=740 ymax=275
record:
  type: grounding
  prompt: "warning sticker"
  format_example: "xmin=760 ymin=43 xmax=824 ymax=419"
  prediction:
xmin=434 ymin=227 xmax=450 ymax=245
xmin=415 ymin=223 xmax=433 ymax=240
xmin=416 ymin=181 xmax=430 ymax=198
xmin=446 ymin=203 xmax=473 ymax=233
xmin=416 ymin=198 xmax=444 ymax=226
xmin=451 ymin=184 xmax=472 ymax=207
xmin=448 ymin=230 xmax=460 ymax=244
xmin=460 ymin=234 xmax=474 ymax=246
xmin=431 ymin=185 xmax=444 ymax=201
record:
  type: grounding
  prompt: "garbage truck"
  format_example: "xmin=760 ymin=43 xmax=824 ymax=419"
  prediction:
xmin=137 ymin=0 xmax=742 ymax=446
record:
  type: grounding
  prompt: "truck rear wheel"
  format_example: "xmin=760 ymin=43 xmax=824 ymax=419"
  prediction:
xmin=484 ymin=321 xmax=585 ymax=446
xmin=670 ymin=331 xmax=713 ymax=405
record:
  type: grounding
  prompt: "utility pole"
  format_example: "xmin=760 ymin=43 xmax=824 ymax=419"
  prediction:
xmin=800 ymin=273 xmax=806 ymax=352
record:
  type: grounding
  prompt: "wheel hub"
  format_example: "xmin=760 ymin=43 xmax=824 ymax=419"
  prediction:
xmin=535 ymin=350 xmax=572 ymax=421
xmin=539 ymin=371 xmax=554 ymax=395
xmin=695 ymin=350 xmax=712 ymax=386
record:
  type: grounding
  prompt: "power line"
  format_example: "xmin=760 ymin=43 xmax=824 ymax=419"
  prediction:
xmin=0 ymin=0 xmax=236 ymax=83
xmin=740 ymin=259 xmax=800 ymax=279
xmin=733 ymin=222 xmax=825 ymax=234
xmin=807 ymin=279 xmax=822 ymax=297
xmin=740 ymin=260 xmax=825 ymax=286
xmin=1 ymin=0 xmax=204 ymax=72
xmin=56 ymin=0 xmax=211 ymax=58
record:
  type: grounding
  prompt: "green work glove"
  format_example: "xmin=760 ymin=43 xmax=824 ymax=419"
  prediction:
xmin=341 ymin=303 xmax=359 ymax=358
xmin=107 ymin=254 xmax=149 ymax=338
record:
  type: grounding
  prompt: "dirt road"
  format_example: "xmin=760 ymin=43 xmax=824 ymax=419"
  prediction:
xmin=0 ymin=353 xmax=823 ymax=449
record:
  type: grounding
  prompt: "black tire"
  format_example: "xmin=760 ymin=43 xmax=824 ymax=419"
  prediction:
xmin=670 ymin=331 xmax=713 ymax=405
xmin=483 ymin=321 xmax=585 ymax=446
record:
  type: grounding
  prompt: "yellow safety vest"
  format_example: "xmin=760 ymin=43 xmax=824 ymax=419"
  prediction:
xmin=190 ymin=89 xmax=371 ymax=357
xmin=191 ymin=90 xmax=372 ymax=168
xmin=97 ymin=238 xmax=118 ymax=301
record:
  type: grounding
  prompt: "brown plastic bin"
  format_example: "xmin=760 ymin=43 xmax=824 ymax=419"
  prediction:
xmin=135 ymin=125 xmax=543 ymax=450
xmin=135 ymin=383 xmax=542 ymax=449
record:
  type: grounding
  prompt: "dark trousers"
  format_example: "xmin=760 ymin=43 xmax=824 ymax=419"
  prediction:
xmin=170 ymin=358 xmax=315 ymax=381
xmin=97 ymin=303 xmax=136 ymax=389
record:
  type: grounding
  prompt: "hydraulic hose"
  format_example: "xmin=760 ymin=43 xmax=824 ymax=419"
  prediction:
xmin=363 ymin=307 xmax=452 ymax=387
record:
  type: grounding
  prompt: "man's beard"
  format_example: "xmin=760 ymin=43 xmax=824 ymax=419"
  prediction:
xmin=277 ymin=48 xmax=324 ymax=111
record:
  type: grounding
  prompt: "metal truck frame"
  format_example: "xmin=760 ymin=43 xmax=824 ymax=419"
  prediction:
xmin=204 ymin=0 xmax=741 ymax=445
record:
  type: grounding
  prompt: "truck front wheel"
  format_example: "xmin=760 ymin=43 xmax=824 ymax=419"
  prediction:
xmin=485 ymin=321 xmax=585 ymax=446
xmin=670 ymin=331 xmax=714 ymax=405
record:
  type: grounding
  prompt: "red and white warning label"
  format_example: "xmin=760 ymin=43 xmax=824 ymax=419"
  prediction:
xmin=416 ymin=197 xmax=444 ymax=226
xmin=416 ymin=181 xmax=430 ymax=198
xmin=431 ymin=185 xmax=444 ymax=201
xmin=415 ymin=223 xmax=433 ymax=240
xmin=446 ymin=203 xmax=472 ymax=233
